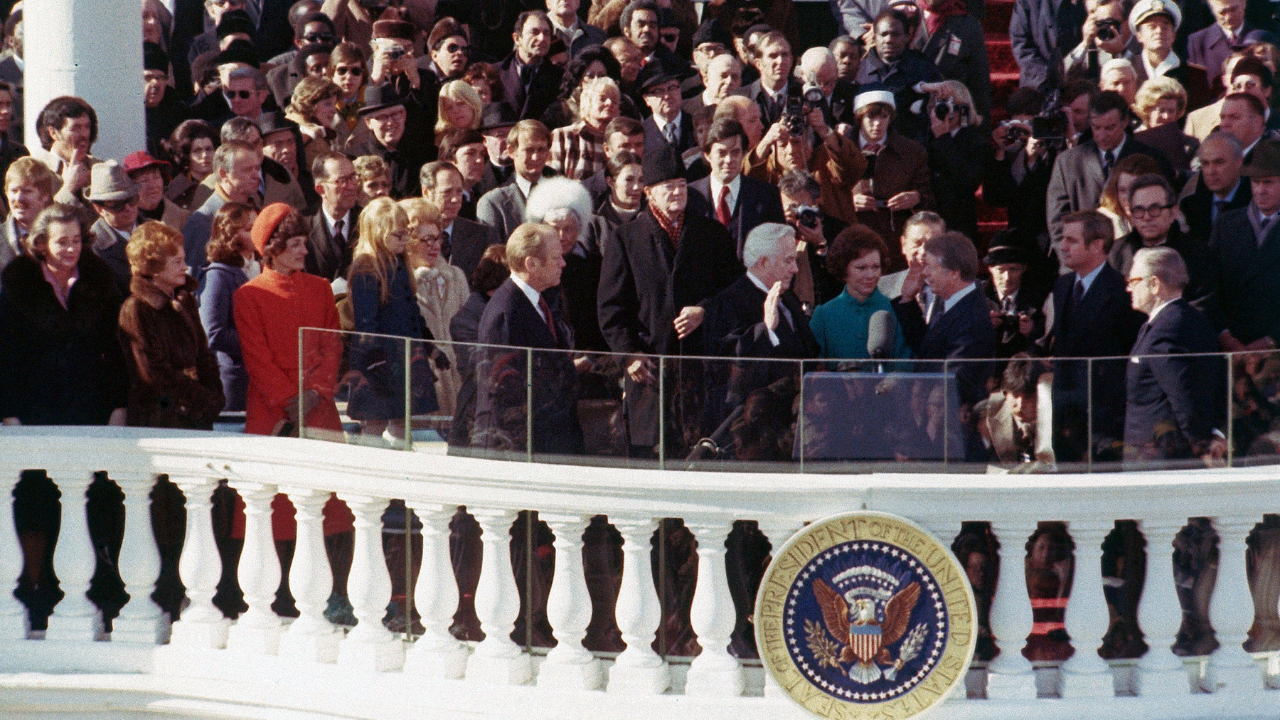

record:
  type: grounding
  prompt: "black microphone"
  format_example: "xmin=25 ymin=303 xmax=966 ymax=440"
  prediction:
xmin=867 ymin=310 xmax=897 ymax=361
xmin=685 ymin=404 xmax=747 ymax=463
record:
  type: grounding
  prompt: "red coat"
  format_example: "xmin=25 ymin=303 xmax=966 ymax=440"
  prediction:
xmin=233 ymin=268 xmax=352 ymax=539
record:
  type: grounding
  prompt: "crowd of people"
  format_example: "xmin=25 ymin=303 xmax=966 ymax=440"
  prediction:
xmin=1 ymin=0 xmax=1280 ymax=666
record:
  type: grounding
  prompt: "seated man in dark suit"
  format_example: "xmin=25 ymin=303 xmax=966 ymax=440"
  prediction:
xmin=1208 ymin=138 xmax=1280 ymax=353
xmin=305 ymin=153 xmax=361 ymax=283
xmin=1124 ymin=246 xmax=1227 ymax=465
xmin=686 ymin=118 xmax=786 ymax=260
xmin=1179 ymin=132 xmax=1251 ymax=243
xmin=1043 ymin=210 xmax=1147 ymax=463
xmin=892 ymin=231 xmax=997 ymax=408
xmin=421 ymin=160 xmax=502 ymax=283
xmin=473 ymin=222 xmax=583 ymax=455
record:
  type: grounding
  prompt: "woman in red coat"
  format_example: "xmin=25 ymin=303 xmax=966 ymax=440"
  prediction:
xmin=234 ymin=203 xmax=344 ymax=438
xmin=233 ymin=203 xmax=355 ymax=621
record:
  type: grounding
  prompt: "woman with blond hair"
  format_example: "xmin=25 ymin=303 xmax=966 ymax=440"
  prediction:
xmin=401 ymin=198 xmax=466 ymax=414
xmin=346 ymin=197 xmax=435 ymax=443
xmin=435 ymin=80 xmax=484 ymax=146
xmin=286 ymin=76 xmax=343 ymax=168
xmin=925 ymin=79 xmax=988 ymax=241
xmin=119 ymin=221 xmax=224 ymax=429
xmin=549 ymin=76 xmax=622 ymax=180
xmin=1133 ymin=76 xmax=1199 ymax=173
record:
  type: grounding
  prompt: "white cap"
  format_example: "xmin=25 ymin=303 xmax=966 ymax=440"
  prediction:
xmin=1129 ymin=0 xmax=1181 ymax=32
xmin=854 ymin=90 xmax=896 ymax=114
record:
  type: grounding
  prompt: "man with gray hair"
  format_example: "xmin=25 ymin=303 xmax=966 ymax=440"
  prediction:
xmin=1180 ymin=131 xmax=1250 ymax=241
xmin=893 ymin=230 xmax=996 ymax=406
xmin=1099 ymin=58 xmax=1140 ymax=104
xmin=796 ymin=47 xmax=857 ymax=129
xmin=1124 ymin=247 xmax=1226 ymax=463
xmin=704 ymin=222 xmax=818 ymax=359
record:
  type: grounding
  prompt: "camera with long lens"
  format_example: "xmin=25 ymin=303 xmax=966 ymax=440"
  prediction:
xmin=1095 ymin=18 xmax=1122 ymax=42
xmin=795 ymin=205 xmax=822 ymax=229
xmin=782 ymin=94 xmax=808 ymax=135
xmin=1000 ymin=120 xmax=1031 ymax=142
xmin=1029 ymin=89 xmax=1069 ymax=152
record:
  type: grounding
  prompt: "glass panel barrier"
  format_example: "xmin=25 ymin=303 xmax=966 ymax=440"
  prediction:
xmin=298 ymin=327 xmax=410 ymax=447
xmin=1228 ymin=349 xmax=1280 ymax=467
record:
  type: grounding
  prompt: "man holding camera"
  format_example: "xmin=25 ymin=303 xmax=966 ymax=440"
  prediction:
xmin=365 ymin=19 xmax=436 ymax=139
xmin=779 ymin=170 xmax=848 ymax=308
xmin=1063 ymin=0 xmax=1138 ymax=82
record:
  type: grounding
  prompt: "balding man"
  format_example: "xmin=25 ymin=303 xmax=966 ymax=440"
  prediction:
xmin=1124 ymin=247 xmax=1226 ymax=464
xmin=686 ymin=54 xmax=743 ymax=117
xmin=1180 ymin=132 xmax=1251 ymax=241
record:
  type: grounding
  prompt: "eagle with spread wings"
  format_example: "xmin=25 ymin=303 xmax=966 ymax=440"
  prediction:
xmin=806 ymin=579 xmax=925 ymax=684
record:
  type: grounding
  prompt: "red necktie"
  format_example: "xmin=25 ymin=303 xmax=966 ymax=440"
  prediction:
xmin=538 ymin=296 xmax=557 ymax=344
xmin=716 ymin=186 xmax=732 ymax=226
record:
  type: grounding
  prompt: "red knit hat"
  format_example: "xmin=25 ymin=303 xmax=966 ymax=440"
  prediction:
xmin=251 ymin=202 xmax=294 ymax=256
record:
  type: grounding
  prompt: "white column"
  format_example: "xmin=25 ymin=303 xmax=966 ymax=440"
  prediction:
xmin=338 ymin=494 xmax=403 ymax=672
xmin=685 ymin=518 xmax=743 ymax=697
xmin=466 ymin=508 xmax=531 ymax=685
xmin=538 ymin=513 xmax=603 ymax=690
xmin=1059 ymin=520 xmax=1114 ymax=698
xmin=985 ymin=520 xmax=1038 ymax=699
xmin=1136 ymin=518 xmax=1192 ymax=696
xmin=44 ymin=471 xmax=101 ymax=641
xmin=608 ymin=516 xmax=669 ymax=695
xmin=23 ymin=0 xmax=145 ymax=161
xmin=278 ymin=488 xmax=339 ymax=664
xmin=0 ymin=467 xmax=26 ymax=639
xmin=225 ymin=482 xmax=283 ymax=656
xmin=168 ymin=476 xmax=229 ymax=649
xmin=403 ymin=501 xmax=469 ymax=679
xmin=758 ymin=517 xmax=802 ymax=701
xmin=1207 ymin=515 xmax=1263 ymax=692
xmin=111 ymin=472 xmax=166 ymax=644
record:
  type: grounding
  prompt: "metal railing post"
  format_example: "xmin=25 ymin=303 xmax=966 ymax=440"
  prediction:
xmin=526 ymin=348 xmax=534 ymax=463
xmin=1086 ymin=357 xmax=1094 ymax=473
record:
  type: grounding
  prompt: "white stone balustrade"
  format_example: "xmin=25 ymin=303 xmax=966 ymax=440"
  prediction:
xmin=43 ymin=470 xmax=101 ymax=642
xmin=985 ymin=519 xmax=1038 ymax=700
xmin=226 ymin=481 xmax=283 ymax=656
xmin=0 ymin=428 xmax=1271 ymax=720
xmin=1059 ymin=520 xmax=1113 ymax=698
xmin=110 ymin=472 xmax=165 ymax=644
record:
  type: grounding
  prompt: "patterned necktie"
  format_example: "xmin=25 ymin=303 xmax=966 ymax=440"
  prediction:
xmin=863 ymin=143 xmax=882 ymax=155
xmin=1102 ymin=150 xmax=1115 ymax=176
xmin=441 ymin=228 xmax=452 ymax=260
xmin=716 ymin=186 xmax=732 ymax=226
xmin=537 ymin=296 xmax=557 ymax=343
xmin=333 ymin=218 xmax=344 ymax=246
xmin=665 ymin=122 xmax=678 ymax=146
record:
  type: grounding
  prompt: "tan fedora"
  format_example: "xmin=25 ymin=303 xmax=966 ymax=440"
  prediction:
xmin=84 ymin=160 xmax=139 ymax=203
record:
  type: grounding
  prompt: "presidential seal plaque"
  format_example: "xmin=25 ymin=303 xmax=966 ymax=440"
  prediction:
xmin=756 ymin=512 xmax=976 ymax=719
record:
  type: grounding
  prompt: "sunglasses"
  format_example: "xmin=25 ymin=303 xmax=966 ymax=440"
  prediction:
xmin=441 ymin=42 xmax=469 ymax=54
xmin=303 ymin=33 xmax=336 ymax=44
xmin=334 ymin=66 xmax=364 ymax=76
xmin=98 ymin=198 xmax=139 ymax=211
xmin=224 ymin=89 xmax=255 ymax=100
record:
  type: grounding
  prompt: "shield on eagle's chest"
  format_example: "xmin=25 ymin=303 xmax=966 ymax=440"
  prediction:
xmin=849 ymin=624 xmax=882 ymax=663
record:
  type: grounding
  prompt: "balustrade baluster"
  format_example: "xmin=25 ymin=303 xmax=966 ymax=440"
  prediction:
xmin=985 ymin=519 xmax=1038 ymax=699
xmin=1136 ymin=518 xmax=1191 ymax=695
xmin=111 ymin=473 xmax=165 ymax=644
xmin=539 ymin=513 xmax=603 ymax=690
xmin=338 ymin=494 xmax=403 ymax=671
xmin=168 ymin=476 xmax=229 ymax=648
xmin=608 ymin=516 xmax=669 ymax=695
xmin=1207 ymin=515 xmax=1263 ymax=692
xmin=1060 ymin=521 xmax=1114 ymax=697
xmin=466 ymin=508 xmax=530 ymax=684
xmin=757 ymin=517 xmax=802 ymax=700
xmin=685 ymin=518 xmax=742 ymax=697
xmin=403 ymin=501 xmax=469 ymax=678
xmin=0 ymin=466 xmax=25 ymax=639
xmin=226 ymin=482 xmax=283 ymax=655
xmin=44 ymin=470 xmax=101 ymax=641
xmin=278 ymin=488 xmax=339 ymax=663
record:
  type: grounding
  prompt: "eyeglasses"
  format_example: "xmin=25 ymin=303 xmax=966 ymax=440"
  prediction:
xmin=303 ymin=33 xmax=336 ymax=44
xmin=1126 ymin=275 xmax=1151 ymax=287
xmin=441 ymin=42 xmax=469 ymax=54
xmin=334 ymin=66 xmax=364 ymax=76
xmin=324 ymin=173 xmax=359 ymax=186
xmin=1129 ymin=203 xmax=1172 ymax=218
xmin=224 ymin=89 xmax=255 ymax=100
xmin=208 ymin=0 xmax=243 ymax=7
xmin=98 ymin=198 xmax=139 ymax=211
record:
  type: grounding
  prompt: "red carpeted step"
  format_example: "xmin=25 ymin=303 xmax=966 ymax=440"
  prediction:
xmin=986 ymin=36 xmax=1015 ymax=74
xmin=982 ymin=0 xmax=1016 ymax=36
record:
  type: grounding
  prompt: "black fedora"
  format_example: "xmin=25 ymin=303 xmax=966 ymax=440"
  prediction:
xmin=356 ymin=84 xmax=406 ymax=116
